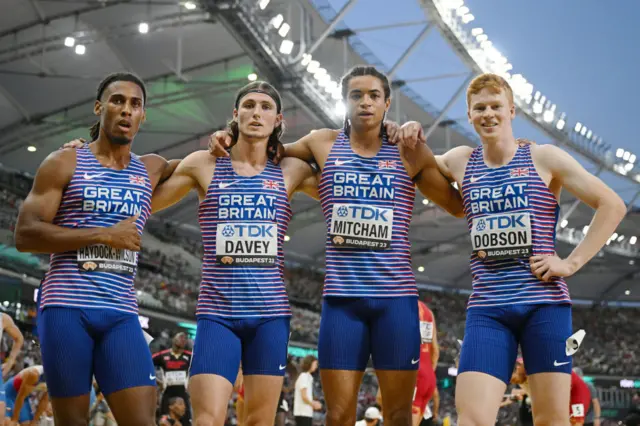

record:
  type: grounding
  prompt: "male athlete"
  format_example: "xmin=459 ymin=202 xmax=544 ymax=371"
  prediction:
xmin=4 ymin=365 xmax=49 ymax=425
xmin=153 ymin=332 xmax=192 ymax=425
xmin=0 ymin=313 xmax=24 ymax=425
xmin=159 ymin=397 xmax=187 ymax=426
xmin=209 ymin=65 xmax=464 ymax=426
xmin=150 ymin=81 xmax=320 ymax=426
xmin=14 ymin=72 xmax=180 ymax=425
xmin=510 ymin=358 xmax=592 ymax=425
xmin=395 ymin=73 xmax=626 ymax=426
xmin=377 ymin=299 xmax=439 ymax=426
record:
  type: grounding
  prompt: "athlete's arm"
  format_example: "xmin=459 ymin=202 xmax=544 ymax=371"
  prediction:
xmin=432 ymin=387 xmax=440 ymax=419
xmin=408 ymin=143 xmax=465 ymax=218
xmin=151 ymin=152 xmax=201 ymax=213
xmin=141 ymin=153 xmax=182 ymax=187
xmin=11 ymin=369 xmax=39 ymax=421
xmin=281 ymin=157 xmax=320 ymax=200
xmin=32 ymin=392 xmax=50 ymax=424
xmin=15 ymin=149 xmax=139 ymax=253
xmin=1 ymin=314 xmax=24 ymax=377
xmin=430 ymin=316 xmax=440 ymax=371
xmin=532 ymin=145 xmax=627 ymax=278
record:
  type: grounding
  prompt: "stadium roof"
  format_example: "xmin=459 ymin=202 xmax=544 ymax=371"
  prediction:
xmin=0 ymin=0 xmax=638 ymax=302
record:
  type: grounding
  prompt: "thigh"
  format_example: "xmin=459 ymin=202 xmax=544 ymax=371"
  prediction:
xmin=319 ymin=369 xmax=364 ymax=426
xmin=370 ymin=297 xmax=420 ymax=371
xmin=93 ymin=312 xmax=156 ymax=396
xmin=520 ymin=304 xmax=573 ymax=375
xmin=318 ymin=298 xmax=370 ymax=371
xmin=105 ymin=386 xmax=158 ymax=426
xmin=241 ymin=317 xmax=290 ymax=377
xmin=376 ymin=368 xmax=417 ymax=426
xmin=455 ymin=372 xmax=507 ymax=426
xmin=188 ymin=374 xmax=234 ymax=426
xmin=243 ymin=375 xmax=285 ymax=426
xmin=39 ymin=308 xmax=94 ymax=398
xmin=189 ymin=317 xmax=242 ymax=386
xmin=458 ymin=307 xmax=518 ymax=385
xmin=295 ymin=416 xmax=313 ymax=426
xmin=527 ymin=373 xmax=571 ymax=426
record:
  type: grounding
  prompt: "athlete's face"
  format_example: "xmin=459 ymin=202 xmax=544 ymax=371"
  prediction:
xmin=94 ymin=81 xmax=145 ymax=145
xmin=468 ymin=88 xmax=515 ymax=141
xmin=346 ymin=76 xmax=390 ymax=130
xmin=310 ymin=360 xmax=318 ymax=374
xmin=171 ymin=398 xmax=186 ymax=416
xmin=173 ymin=332 xmax=187 ymax=349
xmin=233 ymin=92 xmax=282 ymax=141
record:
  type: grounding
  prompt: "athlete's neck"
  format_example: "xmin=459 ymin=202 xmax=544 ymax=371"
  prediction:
xmin=232 ymin=136 xmax=268 ymax=169
xmin=349 ymin=125 xmax=382 ymax=156
xmin=171 ymin=347 xmax=183 ymax=357
xmin=92 ymin=137 xmax=131 ymax=169
xmin=170 ymin=411 xmax=181 ymax=421
xmin=482 ymin=134 xmax=518 ymax=168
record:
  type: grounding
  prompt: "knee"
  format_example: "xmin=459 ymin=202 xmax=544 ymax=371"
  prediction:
xmin=456 ymin=412 xmax=495 ymax=426
xmin=53 ymin=416 xmax=89 ymax=426
xmin=533 ymin=413 xmax=571 ymax=426
xmin=325 ymin=406 xmax=356 ymax=425
xmin=383 ymin=407 xmax=412 ymax=426
xmin=194 ymin=414 xmax=225 ymax=426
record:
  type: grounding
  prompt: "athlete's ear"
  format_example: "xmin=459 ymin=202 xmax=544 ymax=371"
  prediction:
xmin=140 ymin=109 xmax=147 ymax=125
xmin=510 ymin=101 xmax=516 ymax=120
xmin=385 ymin=96 xmax=391 ymax=113
xmin=232 ymin=108 xmax=239 ymax=121
xmin=275 ymin=112 xmax=283 ymax=128
xmin=94 ymin=100 xmax=102 ymax=116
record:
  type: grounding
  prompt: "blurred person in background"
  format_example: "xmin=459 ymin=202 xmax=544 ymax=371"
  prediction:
xmin=153 ymin=332 xmax=192 ymax=425
xmin=4 ymin=365 xmax=48 ymax=425
xmin=0 ymin=312 xmax=24 ymax=426
xmin=159 ymin=396 xmax=187 ymax=426
xmin=355 ymin=406 xmax=383 ymax=426
xmin=573 ymin=367 xmax=600 ymax=426
xmin=419 ymin=388 xmax=440 ymax=426
xmin=294 ymin=355 xmax=321 ymax=426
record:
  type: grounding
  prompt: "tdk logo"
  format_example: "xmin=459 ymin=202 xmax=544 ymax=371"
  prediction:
xmin=484 ymin=214 xmax=527 ymax=229
xmin=343 ymin=206 xmax=389 ymax=222
xmin=222 ymin=224 xmax=274 ymax=238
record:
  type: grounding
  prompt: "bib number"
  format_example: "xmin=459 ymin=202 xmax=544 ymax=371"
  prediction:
xmin=165 ymin=371 xmax=187 ymax=387
xmin=471 ymin=212 xmax=532 ymax=260
xmin=216 ymin=222 xmax=277 ymax=267
xmin=420 ymin=321 xmax=433 ymax=344
xmin=570 ymin=403 xmax=584 ymax=418
xmin=329 ymin=203 xmax=393 ymax=250
xmin=77 ymin=245 xmax=136 ymax=275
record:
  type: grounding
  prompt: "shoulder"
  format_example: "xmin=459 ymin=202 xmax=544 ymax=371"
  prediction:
xmin=529 ymin=143 xmax=573 ymax=170
xmin=303 ymin=128 xmax=339 ymax=144
xmin=444 ymin=145 xmax=475 ymax=162
xmin=280 ymin=156 xmax=312 ymax=171
xmin=34 ymin=148 xmax=77 ymax=184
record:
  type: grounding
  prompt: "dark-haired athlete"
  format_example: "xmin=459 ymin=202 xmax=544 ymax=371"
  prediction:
xmin=15 ymin=72 xmax=179 ymax=426
xmin=209 ymin=65 xmax=464 ymax=426
xmin=150 ymin=81 xmax=320 ymax=426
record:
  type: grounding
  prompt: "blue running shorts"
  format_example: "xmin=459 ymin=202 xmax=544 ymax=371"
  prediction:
xmin=318 ymin=296 xmax=420 ymax=371
xmin=458 ymin=303 xmax=573 ymax=384
xmin=39 ymin=307 xmax=156 ymax=398
xmin=189 ymin=316 xmax=291 ymax=385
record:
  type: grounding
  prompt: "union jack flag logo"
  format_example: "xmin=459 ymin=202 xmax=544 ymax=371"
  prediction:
xmin=129 ymin=175 xmax=146 ymax=185
xmin=510 ymin=167 xmax=529 ymax=178
xmin=378 ymin=160 xmax=397 ymax=169
xmin=262 ymin=180 xmax=279 ymax=190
